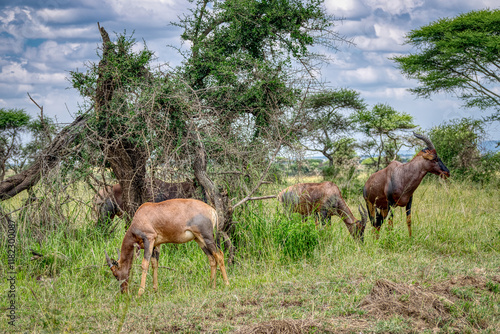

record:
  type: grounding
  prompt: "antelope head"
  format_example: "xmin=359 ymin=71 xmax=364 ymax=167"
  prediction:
xmin=105 ymin=250 xmax=129 ymax=293
xmin=413 ymin=132 xmax=450 ymax=179
xmin=355 ymin=205 xmax=368 ymax=241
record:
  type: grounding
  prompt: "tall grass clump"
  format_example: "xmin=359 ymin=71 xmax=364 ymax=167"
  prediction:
xmin=274 ymin=213 xmax=319 ymax=260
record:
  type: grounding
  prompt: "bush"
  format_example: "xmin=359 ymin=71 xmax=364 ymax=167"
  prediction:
xmin=428 ymin=118 xmax=499 ymax=183
xmin=274 ymin=213 xmax=319 ymax=260
xmin=322 ymin=165 xmax=339 ymax=178
xmin=470 ymin=152 xmax=500 ymax=185
xmin=428 ymin=118 xmax=483 ymax=171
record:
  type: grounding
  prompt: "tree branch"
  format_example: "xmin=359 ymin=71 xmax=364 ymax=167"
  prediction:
xmin=0 ymin=112 xmax=89 ymax=201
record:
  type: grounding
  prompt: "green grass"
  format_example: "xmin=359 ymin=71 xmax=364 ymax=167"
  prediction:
xmin=1 ymin=178 xmax=499 ymax=333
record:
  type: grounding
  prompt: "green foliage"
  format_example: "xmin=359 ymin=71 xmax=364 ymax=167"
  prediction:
xmin=303 ymin=89 xmax=365 ymax=167
xmin=177 ymin=0 xmax=342 ymax=138
xmin=274 ymin=213 xmax=319 ymax=260
xmin=0 ymin=108 xmax=30 ymax=130
xmin=306 ymin=89 xmax=366 ymax=111
xmin=0 ymin=108 xmax=31 ymax=179
xmin=181 ymin=0 xmax=335 ymax=83
xmin=352 ymin=103 xmax=416 ymax=170
xmin=12 ymin=116 xmax=58 ymax=172
xmin=393 ymin=9 xmax=500 ymax=119
xmin=272 ymin=158 xmax=327 ymax=177
xmin=428 ymin=118 xmax=482 ymax=171
xmin=487 ymin=281 xmax=500 ymax=294
xmin=328 ymin=138 xmax=357 ymax=165
xmin=321 ymin=165 xmax=338 ymax=178
xmin=71 ymin=33 xmax=158 ymax=141
xmin=352 ymin=103 xmax=415 ymax=137
xmin=0 ymin=108 xmax=57 ymax=176
xmin=361 ymin=157 xmax=376 ymax=165
xmin=427 ymin=117 xmax=498 ymax=183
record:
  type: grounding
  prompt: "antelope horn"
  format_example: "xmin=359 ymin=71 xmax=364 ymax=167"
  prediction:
xmin=413 ymin=132 xmax=435 ymax=150
xmin=105 ymin=250 xmax=113 ymax=268
xmin=358 ymin=205 xmax=368 ymax=226
xmin=117 ymin=248 xmax=121 ymax=261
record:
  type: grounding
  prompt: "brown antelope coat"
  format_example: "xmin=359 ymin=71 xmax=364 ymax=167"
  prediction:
xmin=363 ymin=132 xmax=450 ymax=237
xmin=105 ymin=198 xmax=229 ymax=296
xmin=93 ymin=178 xmax=201 ymax=227
xmin=278 ymin=181 xmax=367 ymax=240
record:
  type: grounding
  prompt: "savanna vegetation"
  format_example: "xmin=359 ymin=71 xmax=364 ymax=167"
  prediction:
xmin=1 ymin=2 xmax=499 ymax=333
xmin=1 ymin=176 xmax=499 ymax=333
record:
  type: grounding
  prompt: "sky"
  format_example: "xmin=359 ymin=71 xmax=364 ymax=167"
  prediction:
xmin=0 ymin=0 xmax=499 ymax=139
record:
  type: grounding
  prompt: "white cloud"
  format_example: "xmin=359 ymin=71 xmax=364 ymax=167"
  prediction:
xmin=361 ymin=87 xmax=411 ymax=100
xmin=25 ymin=40 xmax=91 ymax=66
xmin=37 ymin=8 xmax=93 ymax=24
xmin=325 ymin=0 xmax=370 ymax=18
xmin=0 ymin=35 xmax=23 ymax=54
xmin=365 ymin=0 xmax=424 ymax=15
xmin=0 ymin=61 xmax=30 ymax=83
xmin=103 ymin=0 xmax=187 ymax=28
xmin=0 ymin=60 xmax=67 ymax=86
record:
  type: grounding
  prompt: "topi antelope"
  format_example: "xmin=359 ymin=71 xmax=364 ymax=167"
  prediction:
xmin=105 ymin=198 xmax=229 ymax=296
xmin=278 ymin=181 xmax=367 ymax=241
xmin=363 ymin=132 xmax=450 ymax=237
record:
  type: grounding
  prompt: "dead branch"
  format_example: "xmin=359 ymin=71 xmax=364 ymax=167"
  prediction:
xmin=0 ymin=112 xmax=89 ymax=201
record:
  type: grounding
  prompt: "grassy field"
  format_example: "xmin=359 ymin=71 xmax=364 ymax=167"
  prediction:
xmin=1 ymin=176 xmax=499 ymax=333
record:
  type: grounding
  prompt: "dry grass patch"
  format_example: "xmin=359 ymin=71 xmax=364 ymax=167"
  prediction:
xmin=233 ymin=319 xmax=327 ymax=334
xmin=359 ymin=276 xmax=498 ymax=332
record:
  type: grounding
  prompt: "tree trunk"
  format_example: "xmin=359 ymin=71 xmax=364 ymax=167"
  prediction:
xmin=94 ymin=24 xmax=148 ymax=219
xmin=105 ymin=141 xmax=147 ymax=218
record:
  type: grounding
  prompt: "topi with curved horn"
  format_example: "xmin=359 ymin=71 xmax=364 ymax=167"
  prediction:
xmin=363 ymin=132 xmax=450 ymax=238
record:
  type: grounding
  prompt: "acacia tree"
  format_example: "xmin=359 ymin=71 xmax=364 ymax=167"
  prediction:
xmin=10 ymin=111 xmax=57 ymax=174
xmin=393 ymin=9 xmax=500 ymax=121
xmin=171 ymin=0 xmax=347 ymax=251
xmin=70 ymin=26 xmax=160 ymax=218
xmin=0 ymin=108 xmax=31 ymax=181
xmin=1 ymin=1 xmax=347 ymax=255
xmin=0 ymin=108 xmax=30 ymax=181
xmin=65 ymin=0 xmax=346 ymax=256
xmin=301 ymin=89 xmax=366 ymax=170
xmin=352 ymin=103 xmax=416 ymax=170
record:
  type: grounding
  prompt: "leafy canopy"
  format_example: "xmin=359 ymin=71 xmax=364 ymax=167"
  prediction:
xmin=0 ymin=108 xmax=30 ymax=130
xmin=352 ymin=103 xmax=416 ymax=170
xmin=0 ymin=108 xmax=31 ymax=180
xmin=352 ymin=103 xmax=415 ymax=137
xmin=392 ymin=9 xmax=500 ymax=120
xmin=302 ymin=88 xmax=365 ymax=167
xmin=176 ymin=0 xmax=343 ymax=136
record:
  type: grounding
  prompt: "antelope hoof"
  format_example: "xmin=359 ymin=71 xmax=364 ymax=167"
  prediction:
xmin=138 ymin=287 xmax=145 ymax=297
